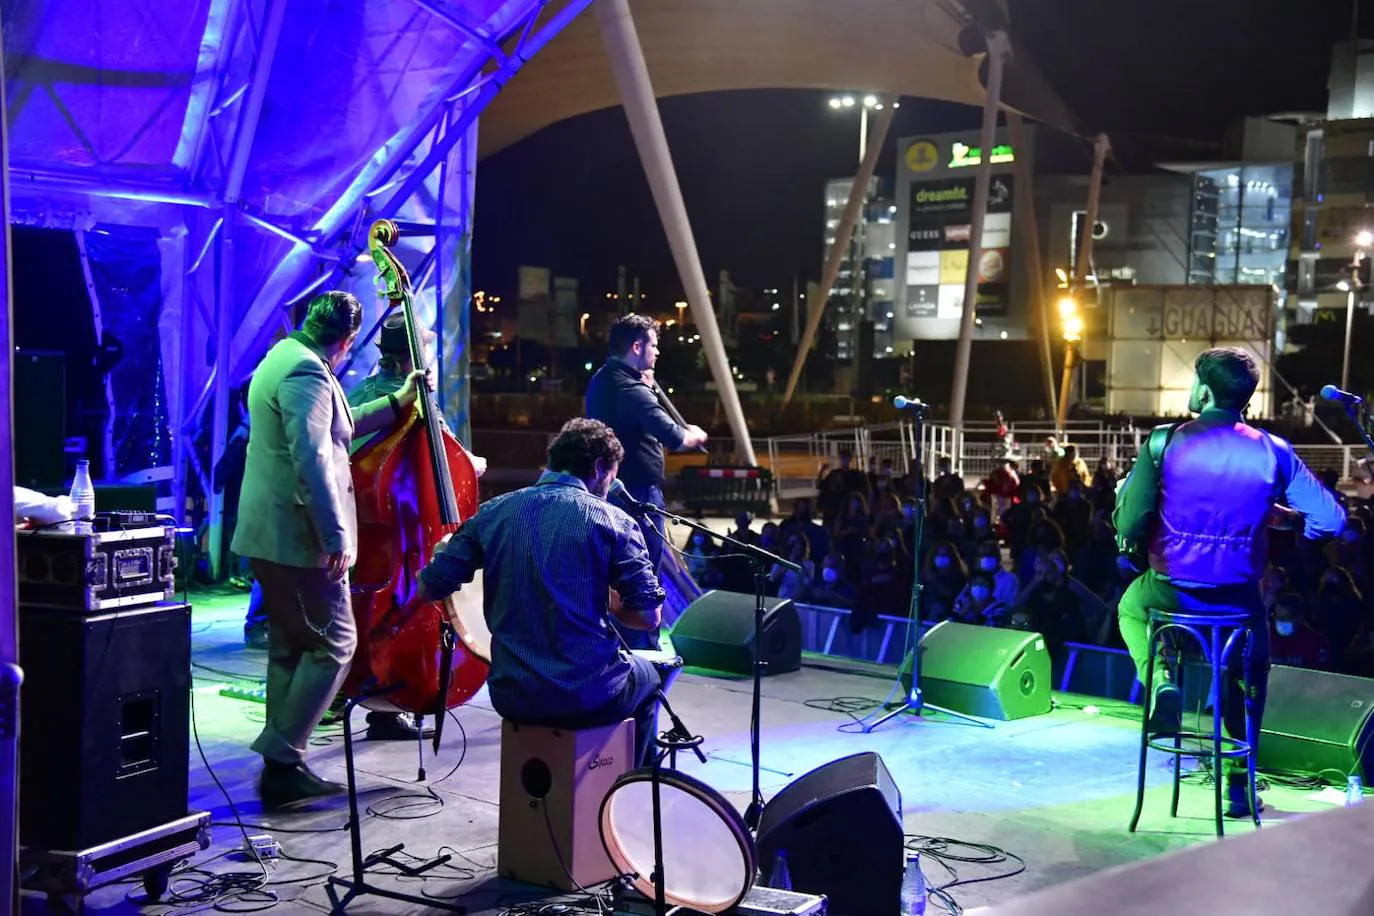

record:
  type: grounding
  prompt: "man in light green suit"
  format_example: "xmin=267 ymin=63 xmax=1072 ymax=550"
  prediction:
xmin=233 ymin=291 xmax=423 ymax=809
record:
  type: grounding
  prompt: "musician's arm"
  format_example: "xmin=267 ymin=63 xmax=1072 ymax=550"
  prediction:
xmin=610 ymin=518 xmax=665 ymax=630
xmin=629 ymin=385 xmax=687 ymax=451
xmin=1276 ymin=437 xmax=1346 ymax=539
xmin=418 ymin=518 xmax=483 ymax=603
xmin=1112 ymin=448 xmax=1158 ymax=546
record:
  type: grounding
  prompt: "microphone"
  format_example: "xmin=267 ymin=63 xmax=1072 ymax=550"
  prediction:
xmin=893 ymin=395 xmax=927 ymax=410
xmin=607 ymin=479 xmax=653 ymax=515
xmin=1320 ymin=384 xmax=1362 ymax=408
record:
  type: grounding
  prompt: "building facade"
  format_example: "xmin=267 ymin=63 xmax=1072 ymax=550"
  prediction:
xmin=821 ymin=177 xmax=896 ymax=361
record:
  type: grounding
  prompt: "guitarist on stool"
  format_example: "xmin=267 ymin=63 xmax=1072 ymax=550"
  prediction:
xmin=586 ymin=314 xmax=708 ymax=649
xmin=1113 ymin=347 xmax=1345 ymax=819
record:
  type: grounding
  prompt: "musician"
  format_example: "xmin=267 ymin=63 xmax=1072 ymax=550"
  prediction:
xmin=233 ymin=291 xmax=425 ymax=809
xmin=1113 ymin=347 xmax=1344 ymax=818
xmin=586 ymin=314 xmax=707 ymax=647
xmin=401 ymin=418 xmax=668 ymax=768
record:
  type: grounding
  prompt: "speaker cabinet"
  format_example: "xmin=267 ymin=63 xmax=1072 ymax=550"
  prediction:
xmin=498 ymin=718 xmax=633 ymax=891
xmin=756 ymin=752 xmax=903 ymax=916
xmin=1259 ymin=665 xmax=1374 ymax=781
xmin=670 ymin=590 xmax=801 ymax=676
xmin=903 ymin=620 xmax=1052 ymax=720
xmin=20 ymin=602 xmax=190 ymax=850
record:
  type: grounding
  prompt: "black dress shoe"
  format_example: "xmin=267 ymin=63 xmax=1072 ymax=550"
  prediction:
xmin=1147 ymin=682 xmax=1182 ymax=734
xmin=258 ymin=760 xmax=345 ymax=810
xmin=1225 ymin=773 xmax=1264 ymax=819
xmin=365 ymin=711 xmax=436 ymax=741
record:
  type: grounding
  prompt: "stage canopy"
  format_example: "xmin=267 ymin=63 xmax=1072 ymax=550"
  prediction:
xmin=2 ymin=0 xmax=1075 ymax=527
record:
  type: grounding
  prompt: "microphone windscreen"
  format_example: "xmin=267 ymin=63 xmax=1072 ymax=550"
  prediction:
xmin=1320 ymin=384 xmax=1341 ymax=401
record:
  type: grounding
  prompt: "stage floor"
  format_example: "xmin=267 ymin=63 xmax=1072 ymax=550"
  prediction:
xmin=24 ymin=585 xmax=1349 ymax=915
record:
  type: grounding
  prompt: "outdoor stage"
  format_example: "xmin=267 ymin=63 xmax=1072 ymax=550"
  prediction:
xmin=24 ymin=586 xmax=1348 ymax=916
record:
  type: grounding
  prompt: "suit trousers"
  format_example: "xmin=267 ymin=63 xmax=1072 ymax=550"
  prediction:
xmin=613 ymin=483 xmax=665 ymax=652
xmin=249 ymin=559 xmax=358 ymax=765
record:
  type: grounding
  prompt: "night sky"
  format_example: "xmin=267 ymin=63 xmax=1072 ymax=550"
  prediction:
xmin=472 ymin=0 xmax=1365 ymax=303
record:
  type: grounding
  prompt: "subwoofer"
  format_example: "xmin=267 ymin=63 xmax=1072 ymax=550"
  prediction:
xmin=1259 ymin=664 xmax=1374 ymax=781
xmin=19 ymin=602 xmax=191 ymax=850
xmin=670 ymin=590 xmax=801 ymax=676
xmin=755 ymin=752 xmax=903 ymax=916
xmin=902 ymin=620 xmax=1052 ymax=720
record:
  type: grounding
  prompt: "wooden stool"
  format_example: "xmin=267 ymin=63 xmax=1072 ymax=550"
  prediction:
xmin=498 ymin=718 xmax=634 ymax=890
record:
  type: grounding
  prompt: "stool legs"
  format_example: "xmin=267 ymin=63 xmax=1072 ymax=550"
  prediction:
xmin=1241 ymin=632 xmax=1261 ymax=829
xmin=1210 ymin=624 xmax=1226 ymax=837
xmin=1169 ymin=655 xmax=1183 ymax=818
xmin=1128 ymin=619 xmax=1157 ymax=834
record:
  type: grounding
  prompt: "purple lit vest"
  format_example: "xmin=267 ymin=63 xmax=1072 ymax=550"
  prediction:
xmin=1148 ymin=417 xmax=1282 ymax=586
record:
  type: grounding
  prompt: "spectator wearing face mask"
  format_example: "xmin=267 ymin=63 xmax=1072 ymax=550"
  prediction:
xmin=770 ymin=534 xmax=815 ymax=601
xmin=953 ymin=571 xmax=1009 ymax=626
xmin=685 ymin=529 xmax=718 ymax=583
xmin=1258 ymin=565 xmax=1289 ymax=613
xmin=1001 ymin=483 xmax=1042 ymax=558
xmin=1270 ymin=593 xmax=1330 ymax=670
xmin=1012 ymin=549 xmax=1086 ymax=663
xmin=1312 ymin=566 xmax=1365 ymax=657
xmin=812 ymin=552 xmax=857 ymax=609
xmin=1324 ymin=519 xmax=1369 ymax=595
xmin=833 ymin=492 xmax=872 ymax=579
xmin=872 ymin=458 xmax=897 ymax=498
xmin=922 ymin=542 xmax=968 ymax=621
xmin=968 ymin=545 xmax=1019 ymax=605
xmin=1017 ymin=517 xmax=1066 ymax=587
xmin=1054 ymin=480 xmax=1094 ymax=556
xmin=1073 ymin=511 xmax=1122 ymax=599
xmin=931 ymin=455 xmax=965 ymax=505
xmin=779 ymin=498 xmax=829 ymax=580
xmin=958 ymin=508 xmax=998 ymax=569
xmin=817 ymin=451 xmax=870 ymax=529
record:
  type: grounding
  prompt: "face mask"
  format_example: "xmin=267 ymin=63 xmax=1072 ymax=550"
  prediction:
xmin=934 ymin=556 xmax=951 ymax=570
xmin=692 ymin=535 xmax=707 ymax=547
xmin=971 ymin=585 xmax=991 ymax=603
xmin=1275 ymin=620 xmax=1296 ymax=637
xmin=974 ymin=517 xmax=988 ymax=529
xmin=1025 ymin=495 xmax=1039 ymax=505
xmin=949 ymin=523 xmax=965 ymax=537
xmin=903 ymin=506 xmax=916 ymax=522
xmin=1344 ymin=530 xmax=1360 ymax=544
xmin=979 ymin=557 xmax=1000 ymax=572
xmin=1069 ymin=491 xmax=1082 ymax=500
xmin=822 ymin=567 xmax=840 ymax=584
xmin=876 ymin=480 xmax=888 ymax=490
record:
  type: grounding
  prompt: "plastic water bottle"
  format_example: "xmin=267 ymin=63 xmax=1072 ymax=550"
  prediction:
xmin=69 ymin=459 xmax=95 ymax=534
xmin=768 ymin=850 xmax=791 ymax=891
xmin=1347 ymin=774 xmax=1365 ymax=806
xmin=901 ymin=852 xmax=926 ymax=915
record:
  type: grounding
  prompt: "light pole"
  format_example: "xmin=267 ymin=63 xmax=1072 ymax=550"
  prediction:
xmin=1344 ymin=230 xmax=1371 ymax=391
xmin=1055 ymin=294 xmax=1082 ymax=433
xmin=827 ymin=94 xmax=897 ymax=364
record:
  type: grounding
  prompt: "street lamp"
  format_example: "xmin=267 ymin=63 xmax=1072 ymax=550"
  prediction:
xmin=580 ymin=312 xmax=591 ymax=338
xmin=826 ymin=93 xmax=896 ymax=162
xmin=675 ymin=300 xmax=688 ymax=327
xmin=1344 ymin=231 xmax=1371 ymax=389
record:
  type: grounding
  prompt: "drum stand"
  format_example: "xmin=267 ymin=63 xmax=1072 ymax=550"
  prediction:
xmin=649 ymin=507 xmax=796 ymax=831
xmin=648 ymin=691 xmax=706 ymax=916
xmin=325 ymin=691 xmax=466 ymax=915
xmin=863 ymin=399 xmax=990 ymax=733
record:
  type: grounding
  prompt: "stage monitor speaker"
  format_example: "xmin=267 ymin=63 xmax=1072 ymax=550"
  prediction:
xmin=14 ymin=350 xmax=66 ymax=490
xmin=1259 ymin=664 xmax=1374 ymax=781
xmin=902 ymin=620 xmax=1052 ymax=720
xmin=20 ymin=602 xmax=191 ymax=850
xmin=670 ymin=589 xmax=801 ymax=677
xmin=755 ymin=752 xmax=903 ymax=916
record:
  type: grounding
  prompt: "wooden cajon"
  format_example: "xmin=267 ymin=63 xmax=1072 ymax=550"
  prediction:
xmin=497 ymin=717 xmax=634 ymax=890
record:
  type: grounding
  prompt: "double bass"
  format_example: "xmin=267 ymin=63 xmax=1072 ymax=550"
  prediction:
xmin=346 ymin=220 xmax=483 ymax=738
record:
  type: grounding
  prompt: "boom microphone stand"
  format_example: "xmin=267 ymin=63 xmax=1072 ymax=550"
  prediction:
xmin=641 ymin=502 xmax=798 ymax=831
xmin=864 ymin=396 xmax=991 ymax=733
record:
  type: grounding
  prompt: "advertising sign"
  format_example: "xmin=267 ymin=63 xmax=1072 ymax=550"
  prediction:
xmin=904 ymin=174 xmax=1014 ymax=318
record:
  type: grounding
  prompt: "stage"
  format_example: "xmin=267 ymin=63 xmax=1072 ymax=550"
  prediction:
xmin=23 ymin=586 xmax=1350 ymax=915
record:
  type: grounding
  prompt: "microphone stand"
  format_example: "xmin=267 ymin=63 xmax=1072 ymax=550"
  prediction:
xmin=1340 ymin=399 xmax=1374 ymax=453
xmin=642 ymin=503 xmax=798 ymax=831
xmin=864 ymin=398 xmax=991 ymax=733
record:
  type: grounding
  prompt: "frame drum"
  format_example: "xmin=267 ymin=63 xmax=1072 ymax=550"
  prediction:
xmin=599 ymin=768 xmax=755 ymax=914
xmin=445 ymin=592 xmax=491 ymax=662
xmin=631 ymin=648 xmax=684 ymax=693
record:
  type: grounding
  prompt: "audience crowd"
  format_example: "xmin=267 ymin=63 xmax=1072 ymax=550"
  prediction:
xmin=686 ymin=442 xmax=1374 ymax=677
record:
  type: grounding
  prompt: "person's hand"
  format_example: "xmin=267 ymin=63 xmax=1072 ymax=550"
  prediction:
xmin=396 ymin=369 xmax=433 ymax=408
xmin=682 ymin=424 xmax=708 ymax=449
xmin=468 ymin=452 xmax=488 ymax=479
xmin=327 ymin=549 xmax=354 ymax=582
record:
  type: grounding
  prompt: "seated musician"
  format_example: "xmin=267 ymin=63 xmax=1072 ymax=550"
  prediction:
xmin=397 ymin=418 xmax=668 ymax=767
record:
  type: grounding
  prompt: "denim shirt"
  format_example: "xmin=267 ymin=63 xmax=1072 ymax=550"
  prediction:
xmin=419 ymin=470 xmax=665 ymax=718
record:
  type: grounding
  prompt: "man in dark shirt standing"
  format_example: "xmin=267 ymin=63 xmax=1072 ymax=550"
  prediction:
xmin=402 ymin=418 xmax=669 ymax=767
xmin=586 ymin=314 xmax=707 ymax=646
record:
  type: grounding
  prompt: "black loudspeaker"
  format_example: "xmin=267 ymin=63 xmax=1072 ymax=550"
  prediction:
xmin=902 ymin=620 xmax=1053 ymax=720
xmin=20 ymin=602 xmax=191 ymax=850
xmin=1259 ymin=664 xmax=1374 ymax=781
xmin=14 ymin=350 xmax=66 ymax=490
xmin=756 ymin=752 xmax=904 ymax=916
xmin=670 ymin=589 xmax=801 ymax=676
